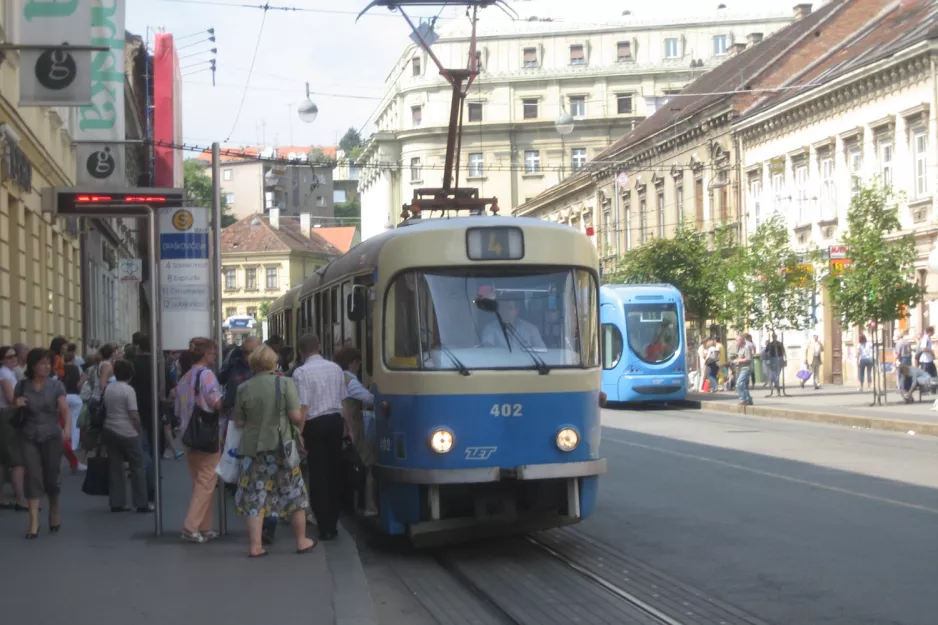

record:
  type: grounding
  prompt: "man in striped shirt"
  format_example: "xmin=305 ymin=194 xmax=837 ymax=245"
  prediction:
xmin=293 ymin=334 xmax=348 ymax=541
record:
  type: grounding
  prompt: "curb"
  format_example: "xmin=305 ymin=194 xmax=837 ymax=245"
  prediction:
xmin=326 ymin=520 xmax=380 ymax=625
xmin=680 ymin=399 xmax=938 ymax=437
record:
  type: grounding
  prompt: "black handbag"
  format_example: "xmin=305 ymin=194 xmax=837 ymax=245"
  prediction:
xmin=10 ymin=381 xmax=28 ymax=429
xmin=81 ymin=455 xmax=109 ymax=496
xmin=181 ymin=369 xmax=220 ymax=453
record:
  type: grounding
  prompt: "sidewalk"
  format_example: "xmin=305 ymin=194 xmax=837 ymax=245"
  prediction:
xmin=685 ymin=383 xmax=938 ymax=437
xmin=0 ymin=454 xmax=378 ymax=625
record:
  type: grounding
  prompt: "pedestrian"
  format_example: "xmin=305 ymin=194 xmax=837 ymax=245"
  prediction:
xmin=175 ymin=338 xmax=223 ymax=544
xmin=764 ymin=332 xmax=786 ymax=396
xmin=62 ymin=353 xmax=86 ymax=472
xmin=918 ymin=326 xmax=936 ymax=379
xmin=292 ymin=334 xmax=348 ymax=541
xmin=129 ymin=334 xmax=157 ymax=501
xmin=803 ymin=334 xmax=823 ymax=390
xmin=233 ymin=344 xmax=315 ymax=557
xmin=49 ymin=337 xmax=68 ymax=380
xmin=102 ymin=359 xmax=152 ymax=513
xmin=0 ymin=345 xmax=28 ymax=511
xmin=734 ymin=335 xmax=755 ymax=406
xmin=11 ymin=343 xmax=29 ymax=381
xmin=856 ymin=335 xmax=874 ymax=392
xmin=14 ymin=348 xmax=70 ymax=538
xmin=893 ymin=332 xmax=912 ymax=394
xmin=66 ymin=343 xmax=84 ymax=370
xmin=334 ymin=346 xmax=377 ymax=516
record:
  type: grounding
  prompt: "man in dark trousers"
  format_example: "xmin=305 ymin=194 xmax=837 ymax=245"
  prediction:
xmin=130 ymin=333 xmax=157 ymax=502
xmin=292 ymin=334 xmax=348 ymax=541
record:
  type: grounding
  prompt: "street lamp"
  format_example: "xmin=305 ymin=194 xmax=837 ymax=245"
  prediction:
xmin=297 ymin=82 xmax=318 ymax=124
xmin=554 ymin=109 xmax=575 ymax=136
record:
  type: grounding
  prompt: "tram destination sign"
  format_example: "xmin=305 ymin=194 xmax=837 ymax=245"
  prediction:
xmin=41 ymin=187 xmax=186 ymax=215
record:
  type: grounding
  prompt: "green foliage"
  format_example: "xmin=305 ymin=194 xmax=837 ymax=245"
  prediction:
xmin=605 ymin=227 xmax=721 ymax=330
xmin=183 ymin=159 xmax=236 ymax=227
xmin=740 ymin=214 xmax=817 ymax=334
xmin=828 ymin=180 xmax=924 ymax=326
xmin=257 ymin=299 xmax=272 ymax=320
xmin=334 ymin=198 xmax=361 ymax=228
xmin=308 ymin=147 xmax=327 ymax=164
xmin=339 ymin=128 xmax=362 ymax=155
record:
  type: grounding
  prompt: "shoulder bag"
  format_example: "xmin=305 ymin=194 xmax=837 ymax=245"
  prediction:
xmin=182 ymin=369 xmax=220 ymax=453
xmin=276 ymin=376 xmax=300 ymax=469
xmin=10 ymin=380 xmax=29 ymax=429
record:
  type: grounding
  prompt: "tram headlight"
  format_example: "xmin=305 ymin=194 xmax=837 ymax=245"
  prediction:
xmin=556 ymin=428 xmax=579 ymax=452
xmin=429 ymin=429 xmax=454 ymax=454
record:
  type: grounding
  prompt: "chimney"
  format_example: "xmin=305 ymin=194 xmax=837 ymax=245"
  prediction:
xmin=747 ymin=32 xmax=763 ymax=46
xmin=730 ymin=42 xmax=747 ymax=56
xmin=269 ymin=207 xmax=280 ymax=230
xmin=793 ymin=3 xmax=812 ymax=19
xmin=300 ymin=213 xmax=311 ymax=237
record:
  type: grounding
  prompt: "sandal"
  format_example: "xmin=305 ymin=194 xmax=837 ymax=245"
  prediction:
xmin=249 ymin=550 xmax=269 ymax=558
xmin=296 ymin=540 xmax=317 ymax=554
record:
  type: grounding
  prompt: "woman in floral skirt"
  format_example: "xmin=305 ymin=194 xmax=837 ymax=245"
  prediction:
xmin=233 ymin=344 xmax=314 ymax=557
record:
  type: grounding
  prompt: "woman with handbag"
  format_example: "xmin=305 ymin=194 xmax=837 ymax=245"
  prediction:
xmin=0 ymin=345 xmax=27 ymax=511
xmin=174 ymin=339 xmax=224 ymax=544
xmin=233 ymin=344 xmax=314 ymax=557
xmin=14 ymin=348 xmax=70 ymax=538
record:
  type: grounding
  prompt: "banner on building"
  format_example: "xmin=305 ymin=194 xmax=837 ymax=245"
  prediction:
xmin=154 ymin=33 xmax=184 ymax=188
xmin=74 ymin=0 xmax=127 ymax=187
xmin=159 ymin=206 xmax=211 ymax=350
xmin=18 ymin=0 xmax=93 ymax=106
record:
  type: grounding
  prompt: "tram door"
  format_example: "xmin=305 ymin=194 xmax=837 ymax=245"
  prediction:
xmin=350 ymin=274 xmax=375 ymax=389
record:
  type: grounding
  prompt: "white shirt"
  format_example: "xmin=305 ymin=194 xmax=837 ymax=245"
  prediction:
xmin=344 ymin=371 xmax=374 ymax=407
xmin=292 ymin=355 xmax=348 ymax=420
xmin=919 ymin=336 xmax=934 ymax=364
xmin=858 ymin=343 xmax=873 ymax=361
xmin=0 ymin=366 xmax=17 ymax=408
xmin=481 ymin=318 xmax=546 ymax=350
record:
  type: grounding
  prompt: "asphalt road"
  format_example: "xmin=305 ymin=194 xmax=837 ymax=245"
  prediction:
xmin=584 ymin=407 xmax=938 ymax=625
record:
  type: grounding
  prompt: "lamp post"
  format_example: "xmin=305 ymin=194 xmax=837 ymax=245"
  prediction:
xmin=297 ymin=82 xmax=318 ymax=124
xmin=555 ymin=108 xmax=574 ymax=180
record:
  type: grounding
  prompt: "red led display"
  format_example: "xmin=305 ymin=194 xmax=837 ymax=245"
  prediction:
xmin=75 ymin=195 xmax=169 ymax=203
xmin=44 ymin=188 xmax=186 ymax=215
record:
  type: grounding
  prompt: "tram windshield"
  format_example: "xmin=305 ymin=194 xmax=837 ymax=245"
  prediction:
xmin=622 ymin=302 xmax=680 ymax=364
xmin=385 ymin=267 xmax=599 ymax=372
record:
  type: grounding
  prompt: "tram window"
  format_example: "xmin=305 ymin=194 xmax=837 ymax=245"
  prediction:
xmin=314 ymin=293 xmax=322 ymax=337
xmin=621 ymin=301 xmax=680 ymax=364
xmin=343 ymin=281 xmax=354 ymax=344
xmin=602 ymin=324 xmax=623 ymax=369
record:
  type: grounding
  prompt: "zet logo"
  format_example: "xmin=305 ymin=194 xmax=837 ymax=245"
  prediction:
xmin=35 ymin=47 xmax=77 ymax=91
xmin=86 ymin=147 xmax=115 ymax=180
xmin=172 ymin=210 xmax=194 ymax=231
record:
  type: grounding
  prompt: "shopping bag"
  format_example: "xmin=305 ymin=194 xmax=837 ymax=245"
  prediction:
xmin=796 ymin=367 xmax=811 ymax=381
xmin=215 ymin=425 xmax=243 ymax=484
xmin=701 ymin=379 xmax=711 ymax=393
xmin=81 ymin=455 xmax=109 ymax=496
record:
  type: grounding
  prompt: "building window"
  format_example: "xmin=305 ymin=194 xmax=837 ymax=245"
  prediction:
xmin=316 ymin=196 xmax=325 ymax=207
xmin=522 ymin=98 xmax=538 ymax=119
xmin=640 ymin=197 xmax=647 ymax=244
xmin=617 ymin=94 xmax=633 ymax=115
xmin=713 ymin=35 xmax=728 ymax=55
xmin=523 ymin=47 xmax=538 ymax=68
xmin=676 ymin=185 xmax=684 ymax=225
xmin=877 ymin=139 xmax=893 ymax=186
xmin=913 ymin=129 xmax=928 ymax=198
xmin=410 ymin=157 xmax=422 ymax=181
xmin=657 ymin=190 xmax=665 ymax=237
xmin=524 ymin=150 xmax=540 ymax=174
xmin=571 ymin=148 xmax=587 ymax=171
xmin=694 ymin=178 xmax=704 ymax=228
xmin=225 ymin=193 xmax=235 ymax=205
xmin=570 ymin=44 xmax=585 ymax=65
xmin=247 ymin=306 xmax=257 ymax=318
xmin=795 ymin=163 xmax=808 ymax=223
xmin=224 ymin=268 xmax=237 ymax=290
xmin=602 ymin=210 xmax=612 ymax=252
xmin=245 ymin=267 xmax=257 ymax=290
xmin=617 ymin=41 xmax=632 ymax=62
xmin=468 ymin=152 xmax=483 ymax=177
xmin=225 ymin=307 xmax=237 ymax=319
xmin=749 ymin=179 xmax=762 ymax=228
xmin=719 ymin=170 xmax=729 ymax=222
xmin=266 ymin=267 xmax=278 ymax=290
xmin=468 ymin=102 xmax=483 ymax=122
xmin=223 ymin=169 xmax=232 ymax=181
xmin=848 ymin=145 xmax=862 ymax=197
xmin=820 ymin=156 xmax=835 ymax=219
xmin=412 ymin=56 xmax=421 ymax=76
xmin=569 ymin=96 xmax=585 ymax=118
xmin=771 ymin=172 xmax=785 ymax=213
xmin=411 ymin=106 xmax=422 ymax=127
xmin=665 ymin=38 xmax=679 ymax=58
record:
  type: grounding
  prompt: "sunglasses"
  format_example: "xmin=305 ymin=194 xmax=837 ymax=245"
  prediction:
xmin=3 ymin=353 xmax=16 ymax=360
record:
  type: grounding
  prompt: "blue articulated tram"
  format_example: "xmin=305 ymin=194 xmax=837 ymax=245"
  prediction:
xmin=601 ymin=284 xmax=687 ymax=403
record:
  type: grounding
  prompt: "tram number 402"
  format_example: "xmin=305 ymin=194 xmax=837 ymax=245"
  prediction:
xmin=490 ymin=403 xmax=523 ymax=417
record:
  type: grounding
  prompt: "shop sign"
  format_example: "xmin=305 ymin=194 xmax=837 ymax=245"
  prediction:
xmin=829 ymin=244 xmax=849 ymax=260
xmin=2 ymin=141 xmax=33 ymax=193
xmin=18 ymin=0 xmax=93 ymax=106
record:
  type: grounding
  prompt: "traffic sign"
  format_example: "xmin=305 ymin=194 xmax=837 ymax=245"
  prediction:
xmin=616 ymin=173 xmax=630 ymax=189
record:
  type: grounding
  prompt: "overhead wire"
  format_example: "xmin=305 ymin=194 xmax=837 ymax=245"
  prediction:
xmin=223 ymin=5 xmax=269 ymax=142
xmin=157 ymin=0 xmax=453 ymax=18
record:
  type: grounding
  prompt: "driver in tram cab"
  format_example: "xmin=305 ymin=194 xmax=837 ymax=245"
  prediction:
xmin=481 ymin=298 xmax=547 ymax=351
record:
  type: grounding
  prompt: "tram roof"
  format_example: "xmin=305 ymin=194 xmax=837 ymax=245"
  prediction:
xmin=601 ymin=283 xmax=684 ymax=302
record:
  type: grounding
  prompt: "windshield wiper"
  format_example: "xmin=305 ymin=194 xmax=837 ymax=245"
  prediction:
xmin=504 ymin=323 xmax=550 ymax=375
xmin=439 ymin=342 xmax=470 ymax=376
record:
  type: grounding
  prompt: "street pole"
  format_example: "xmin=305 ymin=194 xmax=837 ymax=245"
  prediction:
xmin=149 ymin=208 xmax=163 ymax=536
xmin=211 ymin=142 xmax=227 ymax=536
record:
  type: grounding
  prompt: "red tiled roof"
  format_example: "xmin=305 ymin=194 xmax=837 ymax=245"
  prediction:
xmin=196 ymin=145 xmax=337 ymax=164
xmin=221 ymin=214 xmax=340 ymax=256
xmin=311 ymin=226 xmax=357 ymax=253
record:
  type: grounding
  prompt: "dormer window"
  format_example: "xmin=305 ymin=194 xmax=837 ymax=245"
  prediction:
xmin=570 ymin=44 xmax=585 ymax=65
xmin=412 ymin=56 xmax=421 ymax=76
xmin=523 ymin=47 xmax=538 ymax=68
xmin=617 ymin=41 xmax=632 ymax=62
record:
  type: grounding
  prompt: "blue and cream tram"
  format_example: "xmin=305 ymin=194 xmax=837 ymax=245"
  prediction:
xmin=292 ymin=217 xmax=606 ymax=542
xmin=266 ymin=285 xmax=301 ymax=343
xmin=600 ymin=283 xmax=687 ymax=403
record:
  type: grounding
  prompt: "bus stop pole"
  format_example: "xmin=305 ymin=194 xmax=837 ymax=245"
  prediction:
xmin=149 ymin=207 xmax=163 ymax=537
xmin=211 ymin=142 xmax=228 ymax=536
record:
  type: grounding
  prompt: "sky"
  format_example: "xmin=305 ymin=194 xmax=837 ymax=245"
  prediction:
xmin=127 ymin=0 xmax=814 ymax=152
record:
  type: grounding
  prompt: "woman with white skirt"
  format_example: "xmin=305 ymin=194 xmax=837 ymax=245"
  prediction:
xmin=62 ymin=354 xmax=86 ymax=471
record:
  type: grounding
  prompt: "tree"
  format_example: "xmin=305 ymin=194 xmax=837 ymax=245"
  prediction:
xmin=828 ymin=180 xmax=925 ymax=404
xmin=258 ymin=298 xmax=272 ymax=320
xmin=308 ymin=147 xmax=327 ymax=164
xmin=334 ymin=198 xmax=361 ymax=228
xmin=339 ymin=127 xmax=362 ymax=155
xmin=709 ymin=225 xmax=752 ymax=334
xmin=183 ymin=159 xmax=236 ymax=227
